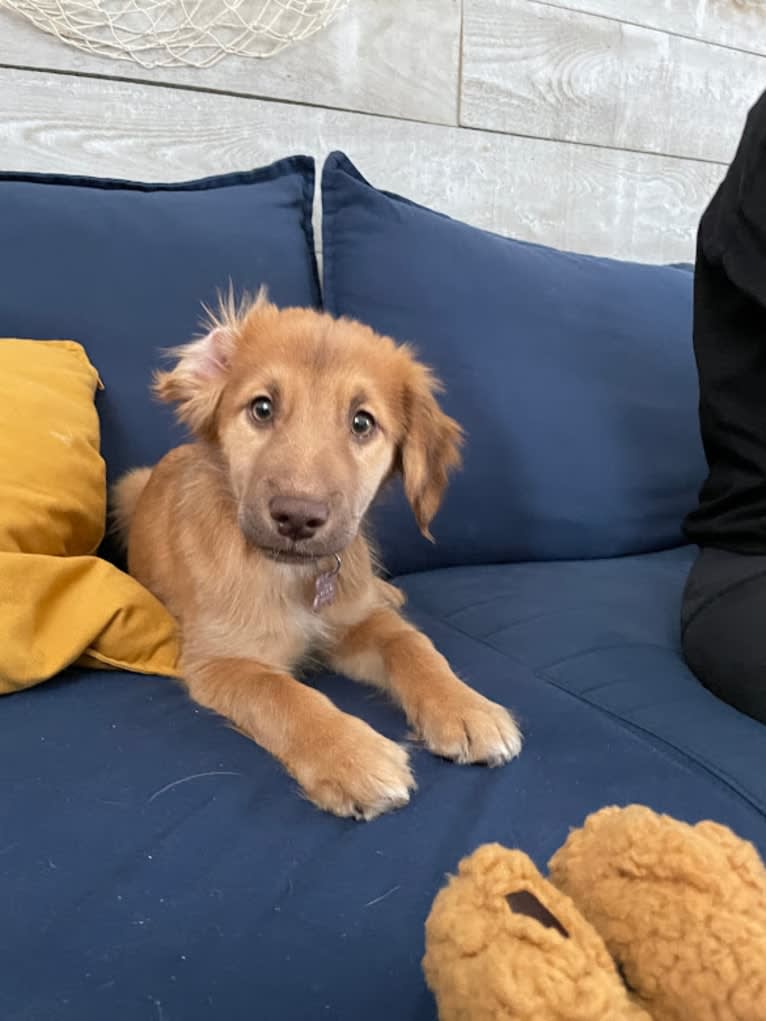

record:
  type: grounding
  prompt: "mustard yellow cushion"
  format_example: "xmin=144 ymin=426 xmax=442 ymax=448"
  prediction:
xmin=0 ymin=339 xmax=178 ymax=694
xmin=0 ymin=339 xmax=104 ymax=556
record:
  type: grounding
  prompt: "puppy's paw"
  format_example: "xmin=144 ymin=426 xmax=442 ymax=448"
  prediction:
xmin=415 ymin=688 xmax=522 ymax=766
xmin=292 ymin=714 xmax=415 ymax=821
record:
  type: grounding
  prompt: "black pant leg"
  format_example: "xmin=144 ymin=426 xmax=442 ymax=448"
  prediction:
xmin=682 ymin=549 xmax=766 ymax=723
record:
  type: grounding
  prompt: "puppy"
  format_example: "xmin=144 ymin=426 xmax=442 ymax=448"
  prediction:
xmin=114 ymin=292 xmax=521 ymax=819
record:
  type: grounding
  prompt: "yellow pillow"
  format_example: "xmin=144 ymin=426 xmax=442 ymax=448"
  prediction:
xmin=0 ymin=339 xmax=179 ymax=694
xmin=0 ymin=339 xmax=104 ymax=556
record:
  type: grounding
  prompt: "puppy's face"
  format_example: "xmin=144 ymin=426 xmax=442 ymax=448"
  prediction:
xmin=154 ymin=294 xmax=462 ymax=562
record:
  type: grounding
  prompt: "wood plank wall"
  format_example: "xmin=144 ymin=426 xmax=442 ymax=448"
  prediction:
xmin=0 ymin=0 xmax=763 ymax=263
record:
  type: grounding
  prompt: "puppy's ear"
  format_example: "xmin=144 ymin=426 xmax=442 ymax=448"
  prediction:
xmin=399 ymin=359 xmax=463 ymax=540
xmin=152 ymin=285 xmax=273 ymax=436
xmin=153 ymin=323 xmax=236 ymax=437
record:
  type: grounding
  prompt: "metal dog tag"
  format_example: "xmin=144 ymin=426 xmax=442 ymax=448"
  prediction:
xmin=312 ymin=554 xmax=342 ymax=612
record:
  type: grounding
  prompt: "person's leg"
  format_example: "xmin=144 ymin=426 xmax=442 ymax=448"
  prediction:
xmin=682 ymin=549 xmax=766 ymax=723
xmin=681 ymin=90 xmax=766 ymax=722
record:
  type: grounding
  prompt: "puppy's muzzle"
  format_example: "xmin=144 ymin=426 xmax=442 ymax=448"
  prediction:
xmin=269 ymin=495 xmax=329 ymax=542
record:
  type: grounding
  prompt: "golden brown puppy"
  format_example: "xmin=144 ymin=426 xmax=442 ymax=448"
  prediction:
xmin=115 ymin=292 xmax=521 ymax=819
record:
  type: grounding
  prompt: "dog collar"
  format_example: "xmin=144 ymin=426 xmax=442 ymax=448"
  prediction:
xmin=312 ymin=553 xmax=342 ymax=612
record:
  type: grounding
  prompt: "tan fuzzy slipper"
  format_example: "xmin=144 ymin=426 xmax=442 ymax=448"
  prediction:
xmin=423 ymin=842 xmax=651 ymax=1021
xmin=549 ymin=805 xmax=766 ymax=1021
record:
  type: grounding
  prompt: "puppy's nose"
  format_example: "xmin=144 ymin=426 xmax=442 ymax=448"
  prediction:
xmin=269 ymin=496 xmax=329 ymax=541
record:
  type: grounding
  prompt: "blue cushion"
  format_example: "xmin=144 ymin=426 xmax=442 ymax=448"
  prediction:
xmin=322 ymin=152 xmax=706 ymax=576
xmin=398 ymin=547 xmax=766 ymax=813
xmin=0 ymin=157 xmax=320 ymax=559
xmin=1 ymin=629 xmax=764 ymax=1020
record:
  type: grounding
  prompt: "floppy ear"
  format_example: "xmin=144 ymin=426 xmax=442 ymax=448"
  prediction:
xmin=399 ymin=362 xmax=464 ymax=540
xmin=152 ymin=286 xmax=273 ymax=436
xmin=152 ymin=324 xmax=236 ymax=437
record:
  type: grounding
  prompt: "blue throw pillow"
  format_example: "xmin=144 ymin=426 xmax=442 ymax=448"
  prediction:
xmin=0 ymin=156 xmax=320 ymax=561
xmin=322 ymin=151 xmax=705 ymax=576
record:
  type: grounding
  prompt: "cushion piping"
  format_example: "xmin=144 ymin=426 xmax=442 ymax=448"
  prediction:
xmin=0 ymin=154 xmax=315 ymax=194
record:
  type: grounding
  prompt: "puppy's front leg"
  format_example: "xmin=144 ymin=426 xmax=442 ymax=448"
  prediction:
xmin=328 ymin=610 xmax=522 ymax=765
xmin=183 ymin=656 xmax=414 ymax=820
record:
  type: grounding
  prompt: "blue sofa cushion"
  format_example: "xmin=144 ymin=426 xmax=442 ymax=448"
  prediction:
xmin=1 ymin=622 xmax=765 ymax=1020
xmin=398 ymin=546 xmax=766 ymax=814
xmin=322 ymin=151 xmax=706 ymax=576
xmin=0 ymin=157 xmax=320 ymax=561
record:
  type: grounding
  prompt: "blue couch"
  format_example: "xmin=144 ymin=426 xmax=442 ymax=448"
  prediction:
xmin=1 ymin=153 xmax=764 ymax=1021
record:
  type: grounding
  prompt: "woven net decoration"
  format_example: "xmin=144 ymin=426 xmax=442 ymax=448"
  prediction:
xmin=0 ymin=0 xmax=352 ymax=68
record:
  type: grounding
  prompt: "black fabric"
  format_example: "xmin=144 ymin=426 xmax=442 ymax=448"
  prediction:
xmin=506 ymin=891 xmax=570 ymax=938
xmin=684 ymin=89 xmax=766 ymax=551
xmin=681 ymin=88 xmax=766 ymax=724
xmin=682 ymin=547 xmax=766 ymax=723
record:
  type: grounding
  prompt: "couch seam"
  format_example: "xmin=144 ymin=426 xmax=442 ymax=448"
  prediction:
xmin=320 ymin=153 xmax=337 ymax=315
xmin=537 ymin=670 xmax=766 ymax=816
xmin=298 ymin=158 xmax=322 ymax=309
xmin=539 ymin=640 xmax=682 ymax=672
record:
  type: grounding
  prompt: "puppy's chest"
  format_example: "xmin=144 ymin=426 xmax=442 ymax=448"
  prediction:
xmin=200 ymin=567 xmax=333 ymax=669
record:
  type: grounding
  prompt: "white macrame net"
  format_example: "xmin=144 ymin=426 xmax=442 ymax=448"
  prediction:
xmin=0 ymin=0 xmax=351 ymax=67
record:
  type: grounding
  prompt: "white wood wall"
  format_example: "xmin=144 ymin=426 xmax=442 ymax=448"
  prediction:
xmin=0 ymin=0 xmax=763 ymax=263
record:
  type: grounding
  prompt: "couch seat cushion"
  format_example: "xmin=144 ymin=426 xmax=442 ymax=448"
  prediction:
xmin=1 ymin=600 xmax=765 ymax=1019
xmin=398 ymin=546 xmax=766 ymax=813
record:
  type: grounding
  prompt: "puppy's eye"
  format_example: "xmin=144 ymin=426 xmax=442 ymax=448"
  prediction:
xmin=249 ymin=396 xmax=274 ymax=423
xmin=351 ymin=410 xmax=376 ymax=439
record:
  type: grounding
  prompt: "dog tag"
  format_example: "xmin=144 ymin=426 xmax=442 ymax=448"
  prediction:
xmin=312 ymin=554 xmax=342 ymax=612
